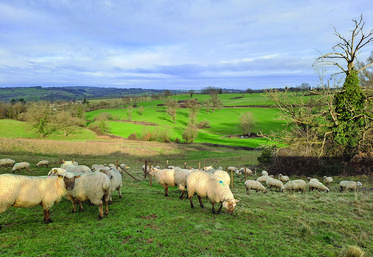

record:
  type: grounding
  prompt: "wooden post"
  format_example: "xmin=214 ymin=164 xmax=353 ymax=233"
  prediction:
xmin=184 ymin=162 xmax=187 ymax=169
xmin=167 ymin=160 xmax=169 ymax=167
xmin=149 ymin=164 xmax=152 ymax=187
xmin=144 ymin=161 xmax=147 ymax=178
xmin=231 ymin=170 xmax=234 ymax=189
xmin=116 ymin=160 xmax=119 ymax=169
xmin=245 ymin=167 xmax=247 ymax=181
xmin=199 ymin=162 xmax=201 ymax=170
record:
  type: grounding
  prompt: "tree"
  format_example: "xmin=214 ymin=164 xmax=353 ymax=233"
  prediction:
xmin=138 ymin=106 xmax=144 ymax=116
xmin=165 ymin=98 xmax=178 ymax=123
xmin=240 ymin=112 xmax=256 ymax=136
xmin=185 ymin=99 xmax=200 ymax=125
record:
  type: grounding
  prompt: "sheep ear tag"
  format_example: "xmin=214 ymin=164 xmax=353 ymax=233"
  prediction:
xmin=57 ymin=175 xmax=63 ymax=179
xmin=219 ymin=180 xmax=225 ymax=186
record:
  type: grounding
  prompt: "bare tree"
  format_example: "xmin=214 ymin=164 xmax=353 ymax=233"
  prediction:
xmin=314 ymin=15 xmax=373 ymax=75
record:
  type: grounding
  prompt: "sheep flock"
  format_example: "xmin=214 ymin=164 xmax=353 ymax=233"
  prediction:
xmin=0 ymin=158 xmax=367 ymax=229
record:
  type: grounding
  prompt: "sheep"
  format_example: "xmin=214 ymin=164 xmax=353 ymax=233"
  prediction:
xmin=0 ymin=172 xmax=79 ymax=228
xmin=307 ymin=177 xmax=319 ymax=183
xmin=0 ymin=158 xmax=16 ymax=167
xmin=339 ymin=181 xmax=362 ymax=192
xmin=61 ymin=160 xmax=78 ymax=169
xmin=174 ymin=167 xmax=194 ymax=199
xmin=12 ymin=162 xmax=30 ymax=173
xmin=213 ymin=170 xmax=231 ymax=187
xmin=266 ymin=177 xmax=284 ymax=192
xmin=227 ymin=166 xmax=238 ymax=174
xmin=92 ymin=164 xmax=106 ymax=172
xmin=278 ymin=174 xmax=289 ymax=183
xmin=49 ymin=168 xmax=111 ymax=220
xmin=97 ymin=166 xmax=123 ymax=204
xmin=323 ymin=176 xmax=333 ymax=185
xmin=256 ymin=175 xmax=273 ymax=183
xmin=142 ymin=164 xmax=160 ymax=173
xmin=282 ymin=179 xmax=307 ymax=194
xmin=237 ymin=167 xmax=253 ymax=176
xmin=244 ymin=180 xmax=267 ymax=193
xmin=308 ymin=180 xmax=329 ymax=193
xmin=187 ymin=171 xmax=239 ymax=214
xmin=36 ymin=160 xmax=49 ymax=167
xmin=148 ymin=168 xmax=176 ymax=197
xmin=262 ymin=170 xmax=268 ymax=176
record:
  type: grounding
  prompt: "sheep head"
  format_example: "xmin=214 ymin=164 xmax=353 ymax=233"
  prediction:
xmin=223 ymin=199 xmax=239 ymax=215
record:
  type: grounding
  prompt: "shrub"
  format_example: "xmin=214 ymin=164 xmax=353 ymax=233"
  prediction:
xmin=257 ymin=145 xmax=276 ymax=164
xmin=128 ymin=133 xmax=137 ymax=140
xmin=198 ymin=119 xmax=210 ymax=128
xmin=95 ymin=112 xmax=113 ymax=121
xmin=340 ymin=245 xmax=365 ymax=257
xmin=182 ymin=125 xmax=198 ymax=143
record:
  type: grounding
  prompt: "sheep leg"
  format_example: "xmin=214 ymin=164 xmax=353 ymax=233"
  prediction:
xmin=164 ymin=185 xmax=169 ymax=197
xmin=212 ymin=203 xmax=216 ymax=214
xmin=78 ymin=201 xmax=84 ymax=212
xmin=104 ymin=199 xmax=109 ymax=216
xmin=179 ymin=190 xmax=185 ymax=200
xmin=197 ymin=195 xmax=204 ymax=208
xmin=98 ymin=204 xmax=104 ymax=220
xmin=43 ymin=209 xmax=52 ymax=223
xmin=118 ymin=187 xmax=122 ymax=199
xmin=217 ymin=202 xmax=223 ymax=214
xmin=189 ymin=196 xmax=194 ymax=209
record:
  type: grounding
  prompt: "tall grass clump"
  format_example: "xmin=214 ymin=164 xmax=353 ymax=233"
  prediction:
xmin=341 ymin=245 xmax=365 ymax=257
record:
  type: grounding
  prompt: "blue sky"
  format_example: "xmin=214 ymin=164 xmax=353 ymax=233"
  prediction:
xmin=0 ymin=0 xmax=372 ymax=90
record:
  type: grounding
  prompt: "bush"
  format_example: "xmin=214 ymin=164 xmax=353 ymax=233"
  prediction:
xmin=198 ymin=119 xmax=210 ymax=128
xmin=95 ymin=112 xmax=113 ymax=121
xmin=182 ymin=125 xmax=198 ymax=143
xmin=88 ymin=121 xmax=110 ymax=134
xmin=257 ymin=145 xmax=276 ymax=164
xmin=128 ymin=133 xmax=137 ymax=140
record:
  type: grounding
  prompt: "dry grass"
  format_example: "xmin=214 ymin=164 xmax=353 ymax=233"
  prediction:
xmin=341 ymin=245 xmax=365 ymax=257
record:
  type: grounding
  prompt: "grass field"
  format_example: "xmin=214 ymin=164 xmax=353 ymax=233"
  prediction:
xmin=0 ymin=150 xmax=372 ymax=257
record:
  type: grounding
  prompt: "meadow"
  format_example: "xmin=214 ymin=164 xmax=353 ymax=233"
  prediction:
xmin=0 ymin=92 xmax=372 ymax=256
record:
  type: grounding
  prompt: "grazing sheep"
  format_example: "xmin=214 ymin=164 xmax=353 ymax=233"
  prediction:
xmin=92 ymin=164 xmax=106 ymax=172
xmin=12 ymin=162 xmax=30 ymax=173
xmin=323 ymin=176 xmax=333 ymax=185
xmin=148 ymin=168 xmax=176 ymax=197
xmin=307 ymin=177 xmax=319 ymax=183
xmin=244 ymin=180 xmax=267 ymax=193
xmin=0 ymin=158 xmax=16 ymax=167
xmin=308 ymin=181 xmax=329 ymax=193
xmin=256 ymin=175 xmax=270 ymax=183
xmin=213 ymin=170 xmax=231 ymax=187
xmin=262 ymin=170 xmax=268 ymax=176
xmin=266 ymin=177 xmax=284 ymax=192
xmin=174 ymin=167 xmax=194 ymax=199
xmin=237 ymin=168 xmax=253 ymax=176
xmin=65 ymin=165 xmax=92 ymax=174
xmin=282 ymin=179 xmax=307 ymax=194
xmin=187 ymin=171 xmax=239 ymax=214
xmin=98 ymin=167 xmax=123 ymax=203
xmin=278 ymin=174 xmax=289 ymax=183
xmin=0 ymin=172 xmax=79 ymax=228
xmin=61 ymin=160 xmax=78 ymax=169
xmin=36 ymin=160 xmax=49 ymax=167
xmin=227 ymin=166 xmax=238 ymax=173
xmin=49 ymin=168 xmax=111 ymax=220
xmin=339 ymin=181 xmax=362 ymax=192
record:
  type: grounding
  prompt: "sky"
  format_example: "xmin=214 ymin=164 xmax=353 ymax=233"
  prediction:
xmin=0 ymin=0 xmax=372 ymax=90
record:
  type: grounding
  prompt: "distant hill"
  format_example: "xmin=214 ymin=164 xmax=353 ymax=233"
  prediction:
xmin=0 ymin=86 xmax=187 ymax=102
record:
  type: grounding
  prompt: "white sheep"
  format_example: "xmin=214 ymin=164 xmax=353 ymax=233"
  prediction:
xmin=278 ymin=174 xmax=289 ymax=183
xmin=266 ymin=177 xmax=284 ymax=192
xmin=339 ymin=181 xmax=362 ymax=192
xmin=187 ymin=171 xmax=239 ymax=214
xmin=237 ymin=168 xmax=253 ymax=176
xmin=12 ymin=162 xmax=30 ymax=173
xmin=148 ymin=168 xmax=176 ymax=197
xmin=61 ymin=160 xmax=78 ymax=169
xmin=244 ymin=180 xmax=267 ymax=193
xmin=307 ymin=177 xmax=319 ymax=183
xmin=323 ymin=176 xmax=333 ymax=185
xmin=91 ymin=164 xmax=106 ymax=171
xmin=0 ymin=158 xmax=16 ymax=167
xmin=65 ymin=165 xmax=92 ymax=174
xmin=282 ymin=179 xmax=307 ymax=194
xmin=98 ymin=167 xmax=123 ymax=203
xmin=213 ymin=170 xmax=231 ymax=187
xmin=174 ymin=167 xmax=194 ymax=199
xmin=227 ymin=166 xmax=238 ymax=173
xmin=142 ymin=164 xmax=160 ymax=172
xmin=308 ymin=180 xmax=329 ymax=193
xmin=0 ymin=172 xmax=79 ymax=228
xmin=49 ymin=168 xmax=111 ymax=220
xmin=262 ymin=170 xmax=269 ymax=176
xmin=256 ymin=175 xmax=271 ymax=183
xmin=36 ymin=160 xmax=49 ymax=167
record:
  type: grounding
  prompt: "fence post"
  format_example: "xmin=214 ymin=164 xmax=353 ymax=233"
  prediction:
xmin=184 ymin=162 xmax=187 ymax=169
xmin=245 ymin=167 xmax=247 ymax=181
xmin=167 ymin=160 xmax=169 ymax=167
xmin=199 ymin=162 xmax=201 ymax=170
xmin=230 ymin=170 xmax=234 ymax=189
xmin=144 ymin=161 xmax=147 ymax=178
xmin=149 ymin=164 xmax=152 ymax=187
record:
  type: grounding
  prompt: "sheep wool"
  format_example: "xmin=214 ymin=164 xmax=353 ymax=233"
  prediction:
xmin=99 ymin=167 xmax=123 ymax=203
xmin=323 ymin=176 xmax=333 ymax=184
xmin=0 ymin=158 xmax=16 ymax=167
xmin=244 ymin=180 xmax=267 ymax=193
xmin=12 ymin=162 xmax=30 ymax=173
xmin=61 ymin=160 xmax=78 ymax=169
xmin=278 ymin=174 xmax=289 ymax=183
xmin=308 ymin=181 xmax=329 ymax=193
xmin=174 ymin=167 xmax=194 ymax=199
xmin=65 ymin=165 xmax=92 ymax=174
xmin=36 ymin=160 xmax=49 ymax=167
xmin=0 ymin=172 xmax=78 ymax=227
xmin=213 ymin=170 xmax=231 ymax=187
xmin=256 ymin=175 xmax=269 ymax=183
xmin=266 ymin=177 xmax=284 ymax=192
xmin=282 ymin=179 xmax=307 ymax=194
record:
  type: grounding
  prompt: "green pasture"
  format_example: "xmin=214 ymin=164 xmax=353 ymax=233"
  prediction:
xmin=0 ymin=153 xmax=371 ymax=257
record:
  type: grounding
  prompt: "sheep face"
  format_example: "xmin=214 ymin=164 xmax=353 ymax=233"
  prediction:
xmin=58 ymin=175 xmax=78 ymax=190
xmin=223 ymin=199 xmax=239 ymax=215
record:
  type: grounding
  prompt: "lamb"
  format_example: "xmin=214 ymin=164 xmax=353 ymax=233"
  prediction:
xmin=227 ymin=166 xmax=238 ymax=173
xmin=278 ymin=174 xmax=289 ymax=183
xmin=36 ymin=160 xmax=49 ymax=167
xmin=148 ymin=168 xmax=176 ymax=197
xmin=0 ymin=158 xmax=16 ymax=167
xmin=266 ymin=177 xmax=284 ymax=192
xmin=12 ymin=162 xmax=30 ymax=173
xmin=49 ymin=168 xmax=111 ymax=220
xmin=323 ymin=176 xmax=333 ymax=185
xmin=282 ymin=179 xmax=307 ymax=194
xmin=244 ymin=180 xmax=267 ymax=193
xmin=339 ymin=181 xmax=362 ymax=192
xmin=213 ymin=170 xmax=231 ymax=187
xmin=0 ymin=172 xmax=79 ymax=228
xmin=187 ymin=171 xmax=239 ymax=214
xmin=61 ymin=160 xmax=78 ymax=169
xmin=98 ymin=166 xmax=123 ymax=203
xmin=308 ymin=180 xmax=329 ymax=193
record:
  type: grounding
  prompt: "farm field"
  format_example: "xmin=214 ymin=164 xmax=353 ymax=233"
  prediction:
xmin=0 ymin=151 xmax=372 ymax=257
